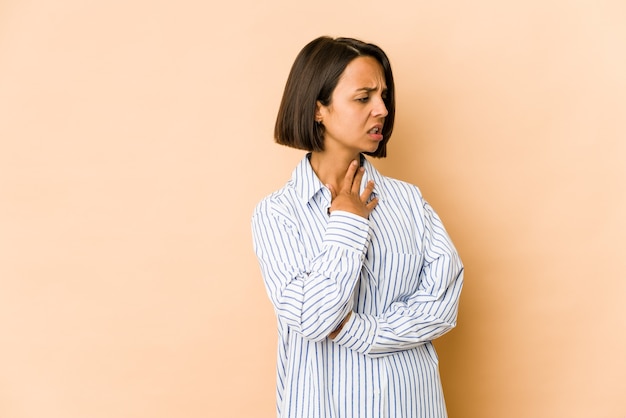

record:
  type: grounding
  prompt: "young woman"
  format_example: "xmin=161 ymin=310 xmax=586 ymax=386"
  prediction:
xmin=252 ymin=36 xmax=464 ymax=418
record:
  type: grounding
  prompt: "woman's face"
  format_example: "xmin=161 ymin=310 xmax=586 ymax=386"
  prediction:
xmin=316 ymin=56 xmax=388 ymax=157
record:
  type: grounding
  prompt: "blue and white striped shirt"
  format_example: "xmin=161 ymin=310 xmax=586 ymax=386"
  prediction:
xmin=252 ymin=154 xmax=463 ymax=418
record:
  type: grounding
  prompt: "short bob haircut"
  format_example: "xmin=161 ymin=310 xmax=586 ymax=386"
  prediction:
xmin=274 ymin=36 xmax=395 ymax=158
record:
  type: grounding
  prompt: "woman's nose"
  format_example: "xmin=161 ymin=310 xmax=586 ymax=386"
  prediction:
xmin=373 ymin=98 xmax=388 ymax=118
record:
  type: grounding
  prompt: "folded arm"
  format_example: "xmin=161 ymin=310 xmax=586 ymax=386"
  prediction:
xmin=332 ymin=200 xmax=464 ymax=357
xmin=253 ymin=204 xmax=371 ymax=342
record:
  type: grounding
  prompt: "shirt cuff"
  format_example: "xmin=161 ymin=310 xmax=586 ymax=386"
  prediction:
xmin=333 ymin=312 xmax=378 ymax=355
xmin=323 ymin=211 xmax=371 ymax=256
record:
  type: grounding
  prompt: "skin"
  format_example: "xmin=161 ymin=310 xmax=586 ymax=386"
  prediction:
xmin=309 ymin=56 xmax=389 ymax=338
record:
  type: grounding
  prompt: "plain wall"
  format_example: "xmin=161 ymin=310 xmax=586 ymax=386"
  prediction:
xmin=1 ymin=1 xmax=624 ymax=417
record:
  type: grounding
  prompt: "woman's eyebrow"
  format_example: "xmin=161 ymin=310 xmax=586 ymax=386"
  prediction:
xmin=355 ymin=86 xmax=387 ymax=93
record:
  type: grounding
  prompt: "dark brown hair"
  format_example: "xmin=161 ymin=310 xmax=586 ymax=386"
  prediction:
xmin=274 ymin=36 xmax=396 ymax=158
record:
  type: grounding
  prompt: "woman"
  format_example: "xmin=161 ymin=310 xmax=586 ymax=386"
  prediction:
xmin=252 ymin=36 xmax=464 ymax=418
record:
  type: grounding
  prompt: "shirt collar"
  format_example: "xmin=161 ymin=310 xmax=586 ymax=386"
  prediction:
xmin=291 ymin=153 xmax=386 ymax=205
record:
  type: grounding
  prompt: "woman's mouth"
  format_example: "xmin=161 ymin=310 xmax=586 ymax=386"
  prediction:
xmin=368 ymin=126 xmax=383 ymax=140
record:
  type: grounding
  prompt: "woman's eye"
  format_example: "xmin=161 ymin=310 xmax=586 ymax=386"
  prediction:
xmin=357 ymin=97 xmax=370 ymax=103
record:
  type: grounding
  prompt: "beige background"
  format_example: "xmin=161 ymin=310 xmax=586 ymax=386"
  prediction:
xmin=1 ymin=0 xmax=625 ymax=417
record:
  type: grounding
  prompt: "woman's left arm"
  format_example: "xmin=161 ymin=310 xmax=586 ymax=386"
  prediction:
xmin=332 ymin=199 xmax=464 ymax=358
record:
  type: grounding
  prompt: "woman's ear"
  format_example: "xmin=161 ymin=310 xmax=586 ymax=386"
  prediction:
xmin=315 ymin=100 xmax=324 ymax=123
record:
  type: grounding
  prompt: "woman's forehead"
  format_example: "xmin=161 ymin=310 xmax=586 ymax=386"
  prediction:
xmin=337 ymin=56 xmax=386 ymax=91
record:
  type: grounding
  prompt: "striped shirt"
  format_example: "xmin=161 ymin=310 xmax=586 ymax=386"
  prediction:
xmin=252 ymin=154 xmax=464 ymax=418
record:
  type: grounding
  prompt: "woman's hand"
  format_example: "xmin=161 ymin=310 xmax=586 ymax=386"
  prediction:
xmin=327 ymin=160 xmax=378 ymax=219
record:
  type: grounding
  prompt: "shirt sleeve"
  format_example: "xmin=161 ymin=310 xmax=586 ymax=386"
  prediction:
xmin=252 ymin=200 xmax=371 ymax=342
xmin=333 ymin=199 xmax=464 ymax=358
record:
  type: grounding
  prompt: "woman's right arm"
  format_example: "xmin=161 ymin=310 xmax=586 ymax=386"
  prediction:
xmin=252 ymin=201 xmax=370 ymax=342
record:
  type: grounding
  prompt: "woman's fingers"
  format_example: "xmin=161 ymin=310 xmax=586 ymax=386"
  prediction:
xmin=362 ymin=180 xmax=379 ymax=212
xmin=327 ymin=160 xmax=378 ymax=218
xmin=340 ymin=160 xmax=366 ymax=195
xmin=352 ymin=166 xmax=365 ymax=194
xmin=341 ymin=160 xmax=359 ymax=193
xmin=360 ymin=179 xmax=375 ymax=202
xmin=366 ymin=196 xmax=379 ymax=211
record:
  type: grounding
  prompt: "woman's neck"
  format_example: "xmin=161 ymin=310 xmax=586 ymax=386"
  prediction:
xmin=309 ymin=150 xmax=362 ymax=190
